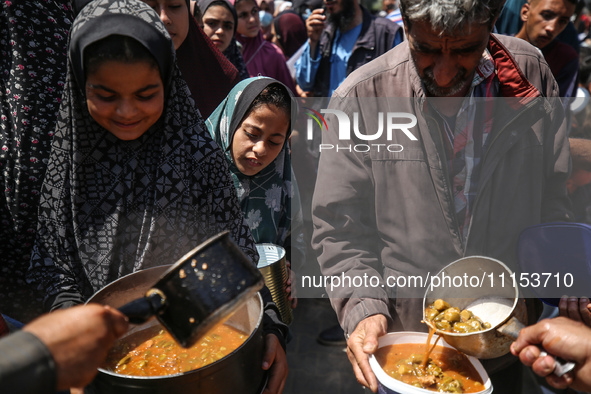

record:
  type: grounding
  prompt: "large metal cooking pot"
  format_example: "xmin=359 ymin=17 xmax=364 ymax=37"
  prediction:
xmin=117 ymin=231 xmax=264 ymax=348
xmin=85 ymin=265 xmax=267 ymax=394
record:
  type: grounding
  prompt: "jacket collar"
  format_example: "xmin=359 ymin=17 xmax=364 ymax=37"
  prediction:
xmin=487 ymin=33 xmax=541 ymax=99
xmin=407 ymin=34 xmax=542 ymax=100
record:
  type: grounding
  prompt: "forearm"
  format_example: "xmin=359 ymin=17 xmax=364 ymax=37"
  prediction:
xmin=47 ymin=291 xmax=86 ymax=311
xmin=0 ymin=331 xmax=56 ymax=394
xmin=317 ymin=240 xmax=393 ymax=335
xmin=295 ymin=42 xmax=320 ymax=91
xmin=27 ymin=242 xmax=85 ymax=312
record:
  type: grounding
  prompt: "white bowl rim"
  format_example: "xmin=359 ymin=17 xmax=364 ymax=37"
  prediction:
xmin=368 ymin=331 xmax=493 ymax=394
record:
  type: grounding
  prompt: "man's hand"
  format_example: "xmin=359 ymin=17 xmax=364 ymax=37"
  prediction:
xmin=559 ymin=296 xmax=591 ymax=327
xmin=346 ymin=314 xmax=388 ymax=393
xmin=295 ymin=84 xmax=312 ymax=97
xmin=262 ymin=333 xmax=288 ymax=394
xmin=305 ymin=8 xmax=326 ymax=56
xmin=510 ymin=317 xmax=591 ymax=392
xmin=23 ymin=304 xmax=129 ymax=391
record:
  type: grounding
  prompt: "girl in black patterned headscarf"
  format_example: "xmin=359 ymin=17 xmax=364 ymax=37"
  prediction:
xmin=74 ymin=0 xmax=242 ymax=119
xmin=28 ymin=3 xmax=288 ymax=387
xmin=28 ymin=0 xmax=258 ymax=311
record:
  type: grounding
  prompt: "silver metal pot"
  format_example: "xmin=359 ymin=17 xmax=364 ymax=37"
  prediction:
xmin=85 ymin=265 xmax=267 ymax=394
xmin=117 ymin=231 xmax=264 ymax=348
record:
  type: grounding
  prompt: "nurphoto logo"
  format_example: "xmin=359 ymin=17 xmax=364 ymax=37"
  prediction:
xmin=304 ymin=107 xmax=419 ymax=152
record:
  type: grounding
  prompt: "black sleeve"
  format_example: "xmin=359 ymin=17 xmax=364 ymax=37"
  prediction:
xmin=47 ymin=290 xmax=85 ymax=311
xmin=260 ymin=286 xmax=289 ymax=351
xmin=0 ymin=331 xmax=57 ymax=394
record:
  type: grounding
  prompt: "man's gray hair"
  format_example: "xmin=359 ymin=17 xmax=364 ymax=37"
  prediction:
xmin=399 ymin=0 xmax=506 ymax=34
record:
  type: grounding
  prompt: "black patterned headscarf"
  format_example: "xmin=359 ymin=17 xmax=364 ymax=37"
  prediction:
xmin=27 ymin=0 xmax=257 ymax=311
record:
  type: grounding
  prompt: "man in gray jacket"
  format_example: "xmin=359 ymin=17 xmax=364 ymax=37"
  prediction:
xmin=311 ymin=0 xmax=573 ymax=392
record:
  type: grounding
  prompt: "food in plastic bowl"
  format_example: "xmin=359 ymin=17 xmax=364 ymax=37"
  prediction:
xmin=368 ymin=332 xmax=493 ymax=394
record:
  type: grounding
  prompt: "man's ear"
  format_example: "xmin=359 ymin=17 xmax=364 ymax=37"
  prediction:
xmin=520 ymin=2 xmax=530 ymax=22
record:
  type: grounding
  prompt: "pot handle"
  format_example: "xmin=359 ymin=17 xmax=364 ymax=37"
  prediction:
xmin=118 ymin=289 xmax=167 ymax=325
xmin=498 ymin=316 xmax=576 ymax=377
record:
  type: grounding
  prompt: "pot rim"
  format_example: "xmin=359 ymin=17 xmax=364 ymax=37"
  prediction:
xmin=95 ymin=292 xmax=264 ymax=380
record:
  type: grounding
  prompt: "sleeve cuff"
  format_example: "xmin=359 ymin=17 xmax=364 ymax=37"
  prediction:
xmin=260 ymin=284 xmax=289 ymax=351
xmin=0 ymin=331 xmax=57 ymax=394
xmin=47 ymin=291 xmax=85 ymax=311
xmin=343 ymin=299 xmax=391 ymax=337
xmin=262 ymin=302 xmax=288 ymax=352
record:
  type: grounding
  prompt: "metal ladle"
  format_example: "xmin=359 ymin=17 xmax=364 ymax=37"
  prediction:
xmin=117 ymin=231 xmax=264 ymax=348
xmin=423 ymin=256 xmax=575 ymax=377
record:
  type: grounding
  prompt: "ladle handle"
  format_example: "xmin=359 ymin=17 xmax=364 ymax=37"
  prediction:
xmin=498 ymin=316 xmax=576 ymax=377
xmin=118 ymin=298 xmax=155 ymax=325
xmin=118 ymin=290 xmax=167 ymax=325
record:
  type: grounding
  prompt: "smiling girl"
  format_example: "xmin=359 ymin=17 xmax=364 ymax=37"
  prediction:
xmin=30 ymin=0 xmax=257 ymax=312
xmin=28 ymin=4 xmax=289 ymax=392
xmin=83 ymin=38 xmax=165 ymax=141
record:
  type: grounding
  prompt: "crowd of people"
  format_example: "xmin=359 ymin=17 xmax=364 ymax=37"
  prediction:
xmin=3 ymin=0 xmax=591 ymax=393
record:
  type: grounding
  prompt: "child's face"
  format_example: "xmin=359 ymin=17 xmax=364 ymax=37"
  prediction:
xmin=231 ymin=103 xmax=288 ymax=176
xmin=86 ymin=60 xmax=164 ymax=141
xmin=202 ymin=5 xmax=235 ymax=52
xmin=143 ymin=0 xmax=190 ymax=50
xmin=235 ymin=0 xmax=260 ymax=38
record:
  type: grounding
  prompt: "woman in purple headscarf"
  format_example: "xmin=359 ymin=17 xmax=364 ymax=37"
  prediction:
xmin=233 ymin=0 xmax=298 ymax=94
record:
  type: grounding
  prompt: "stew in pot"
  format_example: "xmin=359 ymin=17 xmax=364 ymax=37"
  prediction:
xmin=104 ymin=322 xmax=248 ymax=376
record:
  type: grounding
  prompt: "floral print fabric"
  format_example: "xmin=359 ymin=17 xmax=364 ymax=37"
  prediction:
xmin=0 ymin=0 xmax=72 ymax=322
xmin=206 ymin=77 xmax=304 ymax=260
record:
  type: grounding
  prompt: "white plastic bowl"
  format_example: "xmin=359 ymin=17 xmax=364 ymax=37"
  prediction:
xmin=368 ymin=332 xmax=493 ymax=394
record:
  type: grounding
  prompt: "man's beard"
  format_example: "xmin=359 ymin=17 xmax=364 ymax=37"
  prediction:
xmin=328 ymin=0 xmax=357 ymax=31
xmin=421 ymin=67 xmax=471 ymax=97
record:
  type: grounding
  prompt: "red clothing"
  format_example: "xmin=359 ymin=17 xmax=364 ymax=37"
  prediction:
xmin=0 ymin=315 xmax=8 ymax=338
xmin=273 ymin=11 xmax=307 ymax=59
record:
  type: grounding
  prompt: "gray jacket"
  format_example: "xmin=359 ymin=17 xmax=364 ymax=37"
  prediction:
xmin=311 ymin=34 xmax=573 ymax=337
xmin=0 ymin=331 xmax=56 ymax=393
